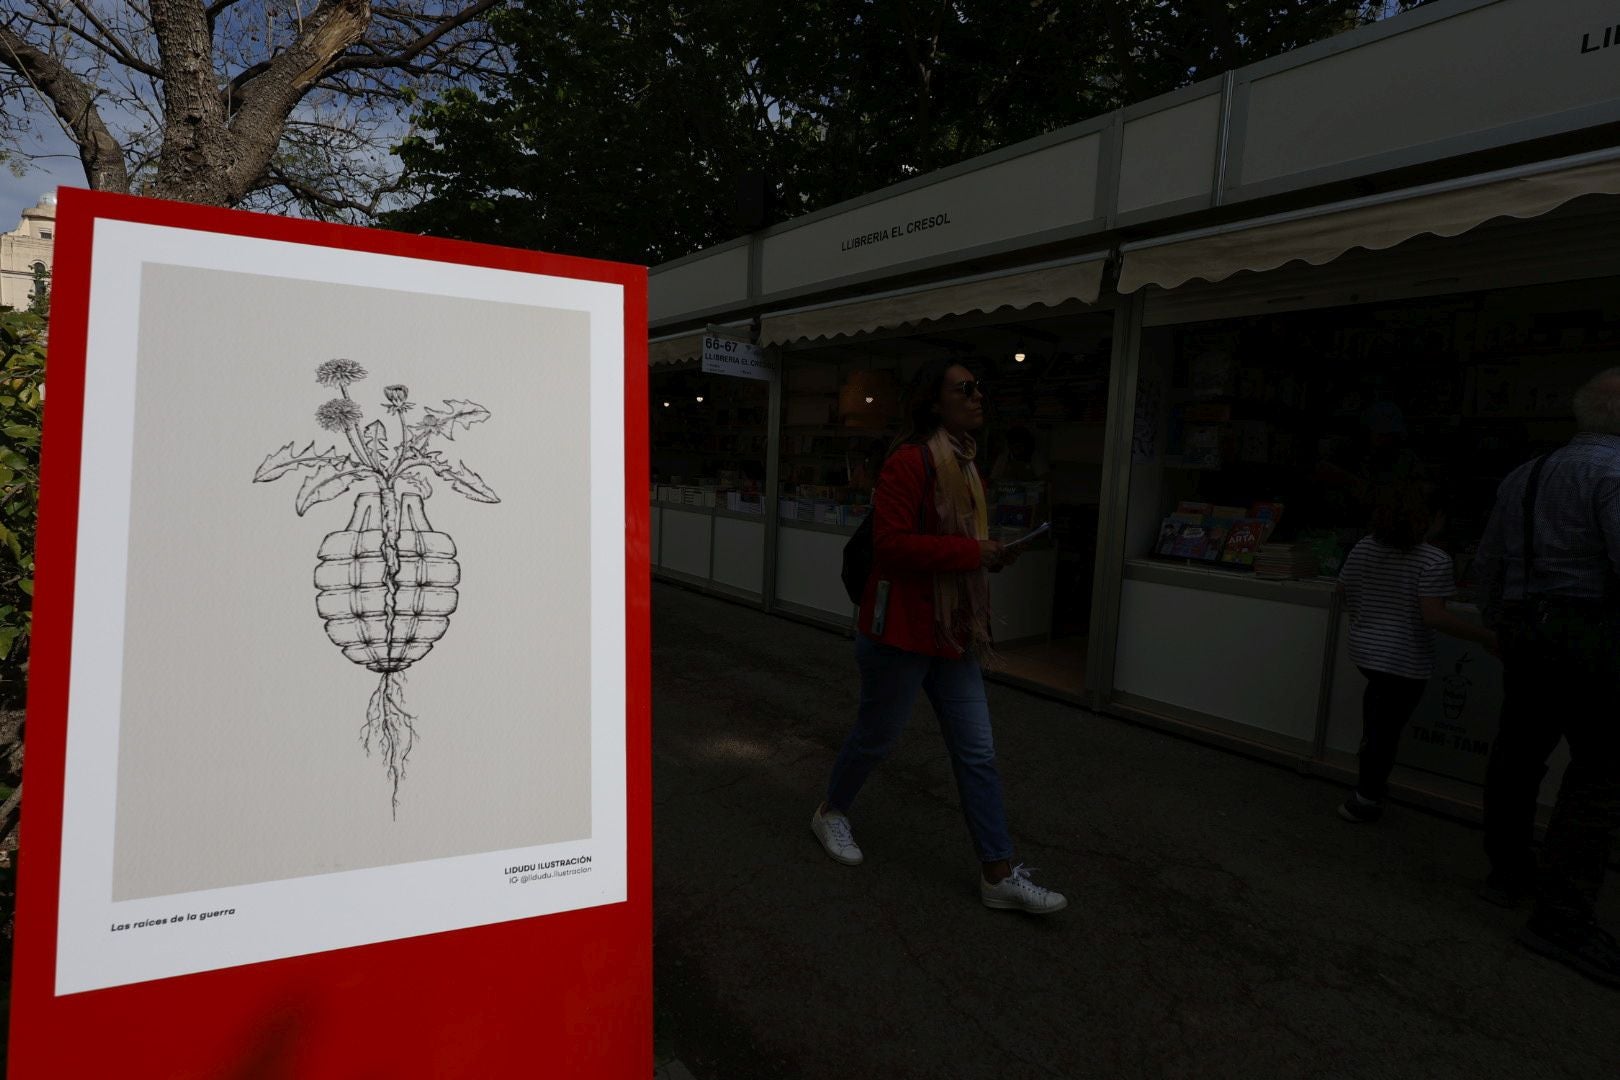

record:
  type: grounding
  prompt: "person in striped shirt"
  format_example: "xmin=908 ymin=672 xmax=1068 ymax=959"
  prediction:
xmin=1336 ymin=483 xmax=1499 ymax=823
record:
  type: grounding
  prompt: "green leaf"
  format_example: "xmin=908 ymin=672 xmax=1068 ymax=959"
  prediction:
xmin=421 ymin=452 xmax=500 ymax=504
xmin=295 ymin=463 xmax=374 ymax=516
xmin=254 ymin=441 xmax=346 ymax=483
xmin=0 ymin=627 xmax=17 ymax=658
xmin=18 ymin=578 xmax=32 ymax=596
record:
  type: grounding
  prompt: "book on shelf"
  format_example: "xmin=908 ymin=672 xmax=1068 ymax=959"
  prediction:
xmin=1249 ymin=501 xmax=1285 ymax=542
xmin=1252 ymin=542 xmax=1319 ymax=580
xmin=1166 ymin=524 xmax=1227 ymax=561
xmin=1218 ymin=520 xmax=1267 ymax=565
xmin=1155 ymin=519 xmax=1182 ymax=556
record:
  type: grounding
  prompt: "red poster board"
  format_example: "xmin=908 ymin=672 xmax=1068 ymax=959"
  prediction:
xmin=7 ymin=190 xmax=650 ymax=1077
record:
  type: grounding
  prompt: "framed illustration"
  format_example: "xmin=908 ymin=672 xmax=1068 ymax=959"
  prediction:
xmin=7 ymin=189 xmax=650 ymax=1077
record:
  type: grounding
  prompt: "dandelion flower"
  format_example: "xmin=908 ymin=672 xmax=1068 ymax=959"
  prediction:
xmin=316 ymin=397 xmax=364 ymax=431
xmin=316 ymin=358 xmax=368 ymax=387
xmin=384 ymin=385 xmax=414 ymax=414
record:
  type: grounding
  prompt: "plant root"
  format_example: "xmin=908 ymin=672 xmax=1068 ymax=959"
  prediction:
xmin=362 ymin=670 xmax=418 ymax=818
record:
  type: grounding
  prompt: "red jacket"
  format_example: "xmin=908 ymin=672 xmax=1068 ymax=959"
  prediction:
xmin=856 ymin=443 xmax=983 ymax=658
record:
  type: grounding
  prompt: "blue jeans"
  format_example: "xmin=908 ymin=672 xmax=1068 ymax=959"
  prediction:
xmin=825 ymin=634 xmax=1014 ymax=862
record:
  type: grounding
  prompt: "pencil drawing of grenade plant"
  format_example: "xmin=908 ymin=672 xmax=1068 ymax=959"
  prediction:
xmin=254 ymin=359 xmax=499 ymax=814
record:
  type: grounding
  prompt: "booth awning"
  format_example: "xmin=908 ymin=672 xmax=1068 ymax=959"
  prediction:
xmin=649 ymin=323 xmax=752 ymax=367
xmin=758 ymin=255 xmax=1107 ymax=348
xmin=649 ymin=334 xmax=703 ymax=367
xmin=1117 ymin=149 xmax=1620 ymax=294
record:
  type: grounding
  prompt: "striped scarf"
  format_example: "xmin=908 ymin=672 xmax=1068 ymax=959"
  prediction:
xmin=925 ymin=428 xmax=997 ymax=665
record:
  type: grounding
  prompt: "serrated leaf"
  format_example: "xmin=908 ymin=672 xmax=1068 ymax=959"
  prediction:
xmin=422 ymin=452 xmax=499 ymax=503
xmin=254 ymin=441 xmax=345 ymax=483
xmin=396 ymin=472 xmax=433 ymax=498
xmin=295 ymin=463 xmax=374 ymax=516
xmin=362 ymin=420 xmax=389 ymax=460
xmin=417 ymin=399 xmax=492 ymax=443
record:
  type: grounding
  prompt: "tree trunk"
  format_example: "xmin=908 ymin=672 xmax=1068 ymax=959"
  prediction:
xmin=149 ymin=0 xmax=240 ymax=204
xmin=145 ymin=0 xmax=374 ymax=207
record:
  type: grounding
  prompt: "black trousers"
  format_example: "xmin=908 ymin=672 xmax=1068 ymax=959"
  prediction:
xmin=1483 ymin=605 xmax=1620 ymax=929
xmin=1355 ymin=666 xmax=1428 ymax=801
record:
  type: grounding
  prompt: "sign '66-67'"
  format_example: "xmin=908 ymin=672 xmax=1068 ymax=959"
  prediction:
xmin=702 ymin=334 xmax=769 ymax=381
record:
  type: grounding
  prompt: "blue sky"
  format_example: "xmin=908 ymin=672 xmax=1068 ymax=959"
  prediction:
xmin=1 ymin=127 xmax=83 ymax=230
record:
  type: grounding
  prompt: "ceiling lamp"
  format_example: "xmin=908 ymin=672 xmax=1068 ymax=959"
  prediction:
xmin=838 ymin=370 xmax=902 ymax=429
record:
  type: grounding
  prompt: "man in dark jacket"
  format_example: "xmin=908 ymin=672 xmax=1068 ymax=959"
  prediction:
xmin=1473 ymin=368 xmax=1620 ymax=989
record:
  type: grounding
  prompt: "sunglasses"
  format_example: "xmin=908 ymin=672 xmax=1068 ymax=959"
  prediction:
xmin=950 ymin=379 xmax=985 ymax=398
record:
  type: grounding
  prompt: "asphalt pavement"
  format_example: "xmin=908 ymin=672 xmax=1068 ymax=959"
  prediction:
xmin=650 ymin=583 xmax=1619 ymax=1080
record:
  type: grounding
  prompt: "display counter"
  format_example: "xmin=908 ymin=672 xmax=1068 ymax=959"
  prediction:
xmin=1111 ymin=559 xmax=1337 ymax=752
xmin=651 ymin=501 xmax=767 ymax=602
xmin=1109 ymin=560 xmax=1569 ymax=817
xmin=773 ymin=521 xmax=855 ymax=625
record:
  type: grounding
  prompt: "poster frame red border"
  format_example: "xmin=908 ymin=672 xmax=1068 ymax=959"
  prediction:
xmin=6 ymin=188 xmax=651 ymax=1079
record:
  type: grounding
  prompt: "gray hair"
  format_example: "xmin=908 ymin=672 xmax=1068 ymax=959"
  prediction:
xmin=1573 ymin=367 xmax=1620 ymax=436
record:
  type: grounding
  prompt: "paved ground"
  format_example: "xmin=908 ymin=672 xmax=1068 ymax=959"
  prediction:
xmin=651 ymin=583 xmax=1620 ymax=1080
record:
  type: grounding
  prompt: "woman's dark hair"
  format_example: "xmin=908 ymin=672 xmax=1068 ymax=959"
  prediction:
xmin=1370 ymin=481 xmax=1438 ymax=550
xmin=892 ymin=356 xmax=974 ymax=452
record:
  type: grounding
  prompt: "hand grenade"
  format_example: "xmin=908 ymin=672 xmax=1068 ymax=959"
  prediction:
xmin=315 ymin=492 xmax=459 ymax=672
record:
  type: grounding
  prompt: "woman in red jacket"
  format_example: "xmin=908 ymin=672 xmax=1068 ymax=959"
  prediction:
xmin=810 ymin=358 xmax=1067 ymax=914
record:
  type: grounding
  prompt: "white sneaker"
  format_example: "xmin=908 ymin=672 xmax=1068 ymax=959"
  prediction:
xmin=981 ymin=864 xmax=1067 ymax=914
xmin=810 ymin=808 xmax=863 ymax=866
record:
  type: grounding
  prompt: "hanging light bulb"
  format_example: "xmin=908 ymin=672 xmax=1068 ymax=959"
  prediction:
xmin=662 ymin=401 xmax=670 ymax=407
xmin=864 ymin=396 xmax=875 ymax=404
xmin=695 ymin=395 xmax=704 ymax=403
xmin=1013 ymin=350 xmax=1027 ymax=363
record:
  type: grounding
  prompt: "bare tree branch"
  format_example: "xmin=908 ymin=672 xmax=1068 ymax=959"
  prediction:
xmin=205 ymin=0 xmax=252 ymax=21
xmin=329 ymin=0 xmax=502 ymax=73
xmin=0 ymin=21 xmax=131 ymax=191
xmin=58 ymin=0 xmax=162 ymax=78
xmin=268 ymin=163 xmax=402 ymax=217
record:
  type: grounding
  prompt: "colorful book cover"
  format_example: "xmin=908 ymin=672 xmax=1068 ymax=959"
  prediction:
xmin=1155 ymin=518 xmax=1182 ymax=555
xmin=1196 ymin=526 xmax=1229 ymax=561
xmin=1220 ymin=519 xmax=1267 ymax=565
xmin=1169 ymin=524 xmax=1209 ymax=559
xmin=1249 ymin=501 xmax=1285 ymax=541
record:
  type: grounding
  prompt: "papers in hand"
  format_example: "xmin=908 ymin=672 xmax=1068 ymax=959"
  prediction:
xmin=1003 ymin=521 xmax=1051 ymax=551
